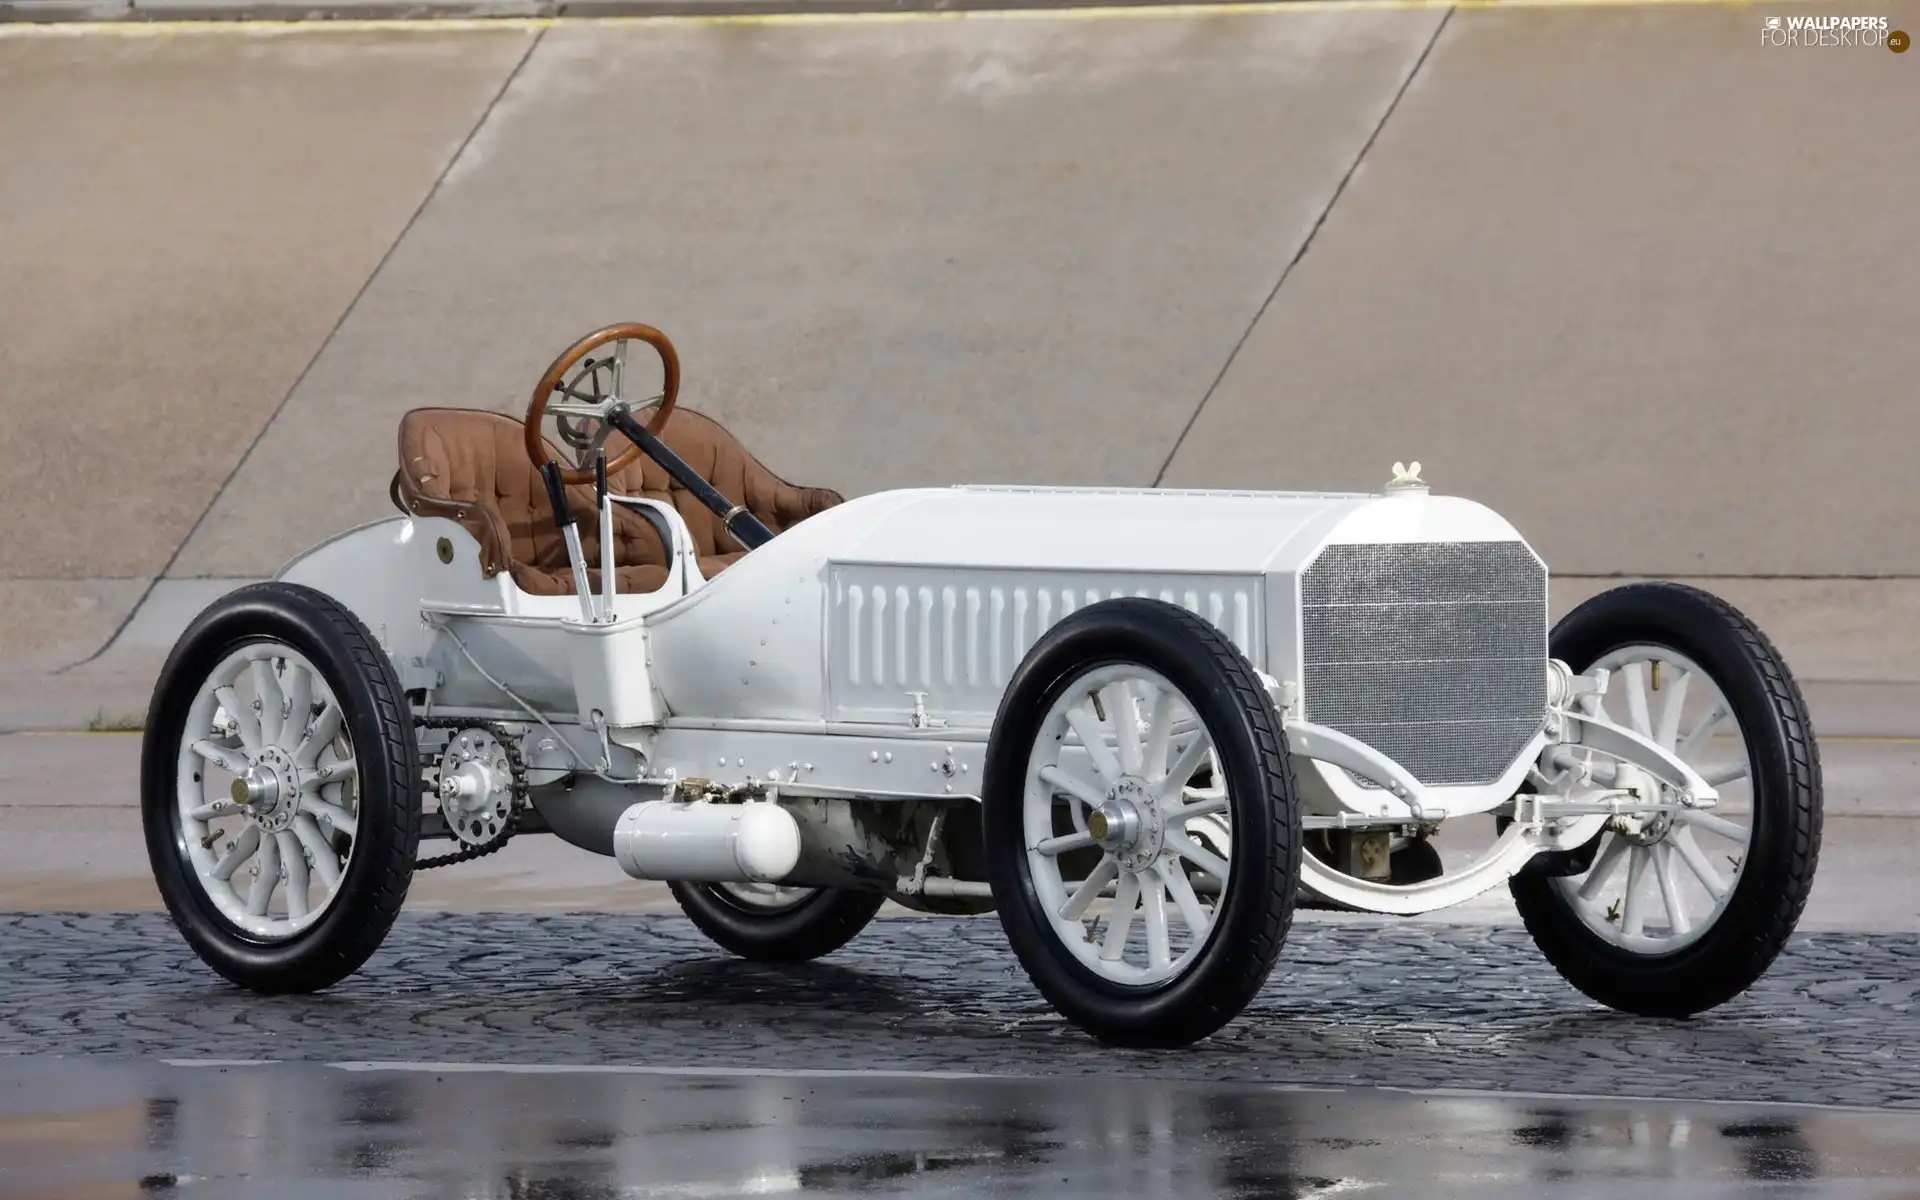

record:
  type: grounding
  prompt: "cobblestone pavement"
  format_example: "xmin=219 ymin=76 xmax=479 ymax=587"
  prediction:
xmin=3 ymin=913 xmax=1914 ymax=1110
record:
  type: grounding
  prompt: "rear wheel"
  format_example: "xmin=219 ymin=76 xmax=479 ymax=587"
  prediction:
xmin=1511 ymin=583 xmax=1821 ymax=1016
xmin=670 ymin=881 xmax=886 ymax=963
xmin=141 ymin=582 xmax=421 ymax=992
xmin=984 ymin=598 xmax=1300 ymax=1048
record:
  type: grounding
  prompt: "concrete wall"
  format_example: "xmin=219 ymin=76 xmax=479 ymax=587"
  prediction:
xmin=2 ymin=1 xmax=1915 ymax=700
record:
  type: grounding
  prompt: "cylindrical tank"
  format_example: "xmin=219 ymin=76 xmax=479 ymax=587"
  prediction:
xmin=611 ymin=800 xmax=803 ymax=883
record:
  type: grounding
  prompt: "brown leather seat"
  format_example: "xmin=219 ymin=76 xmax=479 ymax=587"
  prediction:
xmin=393 ymin=407 xmax=842 ymax=597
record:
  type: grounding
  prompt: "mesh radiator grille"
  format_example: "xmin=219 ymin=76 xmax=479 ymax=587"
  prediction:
xmin=1300 ymin=542 xmax=1547 ymax=789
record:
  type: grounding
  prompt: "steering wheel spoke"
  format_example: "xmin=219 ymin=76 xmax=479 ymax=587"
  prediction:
xmin=522 ymin=322 xmax=773 ymax=554
xmin=526 ymin=323 xmax=681 ymax=485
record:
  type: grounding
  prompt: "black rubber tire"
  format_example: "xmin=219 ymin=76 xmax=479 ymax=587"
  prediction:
xmin=983 ymin=597 xmax=1301 ymax=1048
xmin=1510 ymin=582 xmax=1822 ymax=1017
xmin=669 ymin=883 xmax=886 ymax=963
xmin=140 ymin=582 xmax=422 ymax=993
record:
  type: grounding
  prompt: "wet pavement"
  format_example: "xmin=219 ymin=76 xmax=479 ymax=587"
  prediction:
xmin=6 ymin=1058 xmax=1920 ymax=1200
xmin=0 ymin=911 xmax=1918 ymax=1198
xmin=5 ymin=913 xmax=1919 ymax=1108
xmin=5 ymin=768 xmax=1918 ymax=1197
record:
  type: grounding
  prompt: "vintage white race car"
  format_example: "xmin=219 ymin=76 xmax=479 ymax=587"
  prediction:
xmin=141 ymin=324 xmax=1823 ymax=1047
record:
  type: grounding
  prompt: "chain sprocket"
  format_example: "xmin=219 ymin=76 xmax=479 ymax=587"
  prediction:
xmin=413 ymin=717 xmax=528 ymax=870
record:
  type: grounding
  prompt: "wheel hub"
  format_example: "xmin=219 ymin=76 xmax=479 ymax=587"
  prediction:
xmin=1087 ymin=800 xmax=1138 ymax=847
xmin=1600 ymin=761 xmax=1678 ymax=845
xmin=238 ymin=745 xmax=301 ymax=832
xmin=1614 ymin=810 xmax=1675 ymax=846
xmin=1090 ymin=777 xmax=1165 ymax=871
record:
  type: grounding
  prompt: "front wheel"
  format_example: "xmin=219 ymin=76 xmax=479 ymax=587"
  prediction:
xmin=983 ymin=598 xmax=1301 ymax=1048
xmin=1512 ymin=582 xmax=1822 ymax=1016
xmin=140 ymin=582 xmax=422 ymax=993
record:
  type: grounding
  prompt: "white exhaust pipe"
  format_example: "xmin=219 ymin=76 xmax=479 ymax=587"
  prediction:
xmin=612 ymin=800 xmax=803 ymax=884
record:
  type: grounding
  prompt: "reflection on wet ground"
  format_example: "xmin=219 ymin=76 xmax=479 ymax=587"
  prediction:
xmin=1 ymin=1061 xmax=1916 ymax=1200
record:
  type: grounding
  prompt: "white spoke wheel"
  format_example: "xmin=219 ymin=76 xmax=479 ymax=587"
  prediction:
xmin=140 ymin=583 xmax=421 ymax=993
xmin=1511 ymin=583 xmax=1821 ymax=1018
xmin=983 ymin=598 xmax=1300 ymax=1049
xmin=669 ymin=881 xmax=885 ymax=964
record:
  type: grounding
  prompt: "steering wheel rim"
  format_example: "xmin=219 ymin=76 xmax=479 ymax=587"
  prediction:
xmin=525 ymin=322 xmax=681 ymax=484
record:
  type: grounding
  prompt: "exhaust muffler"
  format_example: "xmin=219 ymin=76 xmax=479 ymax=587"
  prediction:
xmin=612 ymin=800 xmax=802 ymax=884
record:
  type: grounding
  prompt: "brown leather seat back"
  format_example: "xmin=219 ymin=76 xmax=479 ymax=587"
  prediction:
xmin=395 ymin=407 xmax=842 ymax=597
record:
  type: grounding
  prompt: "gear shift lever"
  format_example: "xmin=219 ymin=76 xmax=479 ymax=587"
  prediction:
xmin=595 ymin=453 xmax=616 ymax=623
xmin=540 ymin=460 xmax=598 ymax=623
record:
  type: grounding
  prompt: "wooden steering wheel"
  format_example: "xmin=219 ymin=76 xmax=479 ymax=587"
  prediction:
xmin=524 ymin=322 xmax=681 ymax=484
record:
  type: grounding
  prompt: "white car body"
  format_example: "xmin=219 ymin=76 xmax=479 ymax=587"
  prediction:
xmin=280 ymin=473 xmax=1712 ymax=914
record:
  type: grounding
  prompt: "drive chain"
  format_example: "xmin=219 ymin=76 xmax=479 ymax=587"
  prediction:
xmin=413 ymin=717 xmax=529 ymax=870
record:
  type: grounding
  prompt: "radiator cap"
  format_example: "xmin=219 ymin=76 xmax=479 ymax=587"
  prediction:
xmin=1386 ymin=461 xmax=1429 ymax=494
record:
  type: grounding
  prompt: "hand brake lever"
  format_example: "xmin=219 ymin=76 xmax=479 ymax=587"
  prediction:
xmin=541 ymin=461 xmax=599 ymax=623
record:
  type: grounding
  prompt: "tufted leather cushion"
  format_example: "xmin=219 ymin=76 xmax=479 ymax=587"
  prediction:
xmin=393 ymin=407 xmax=842 ymax=597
